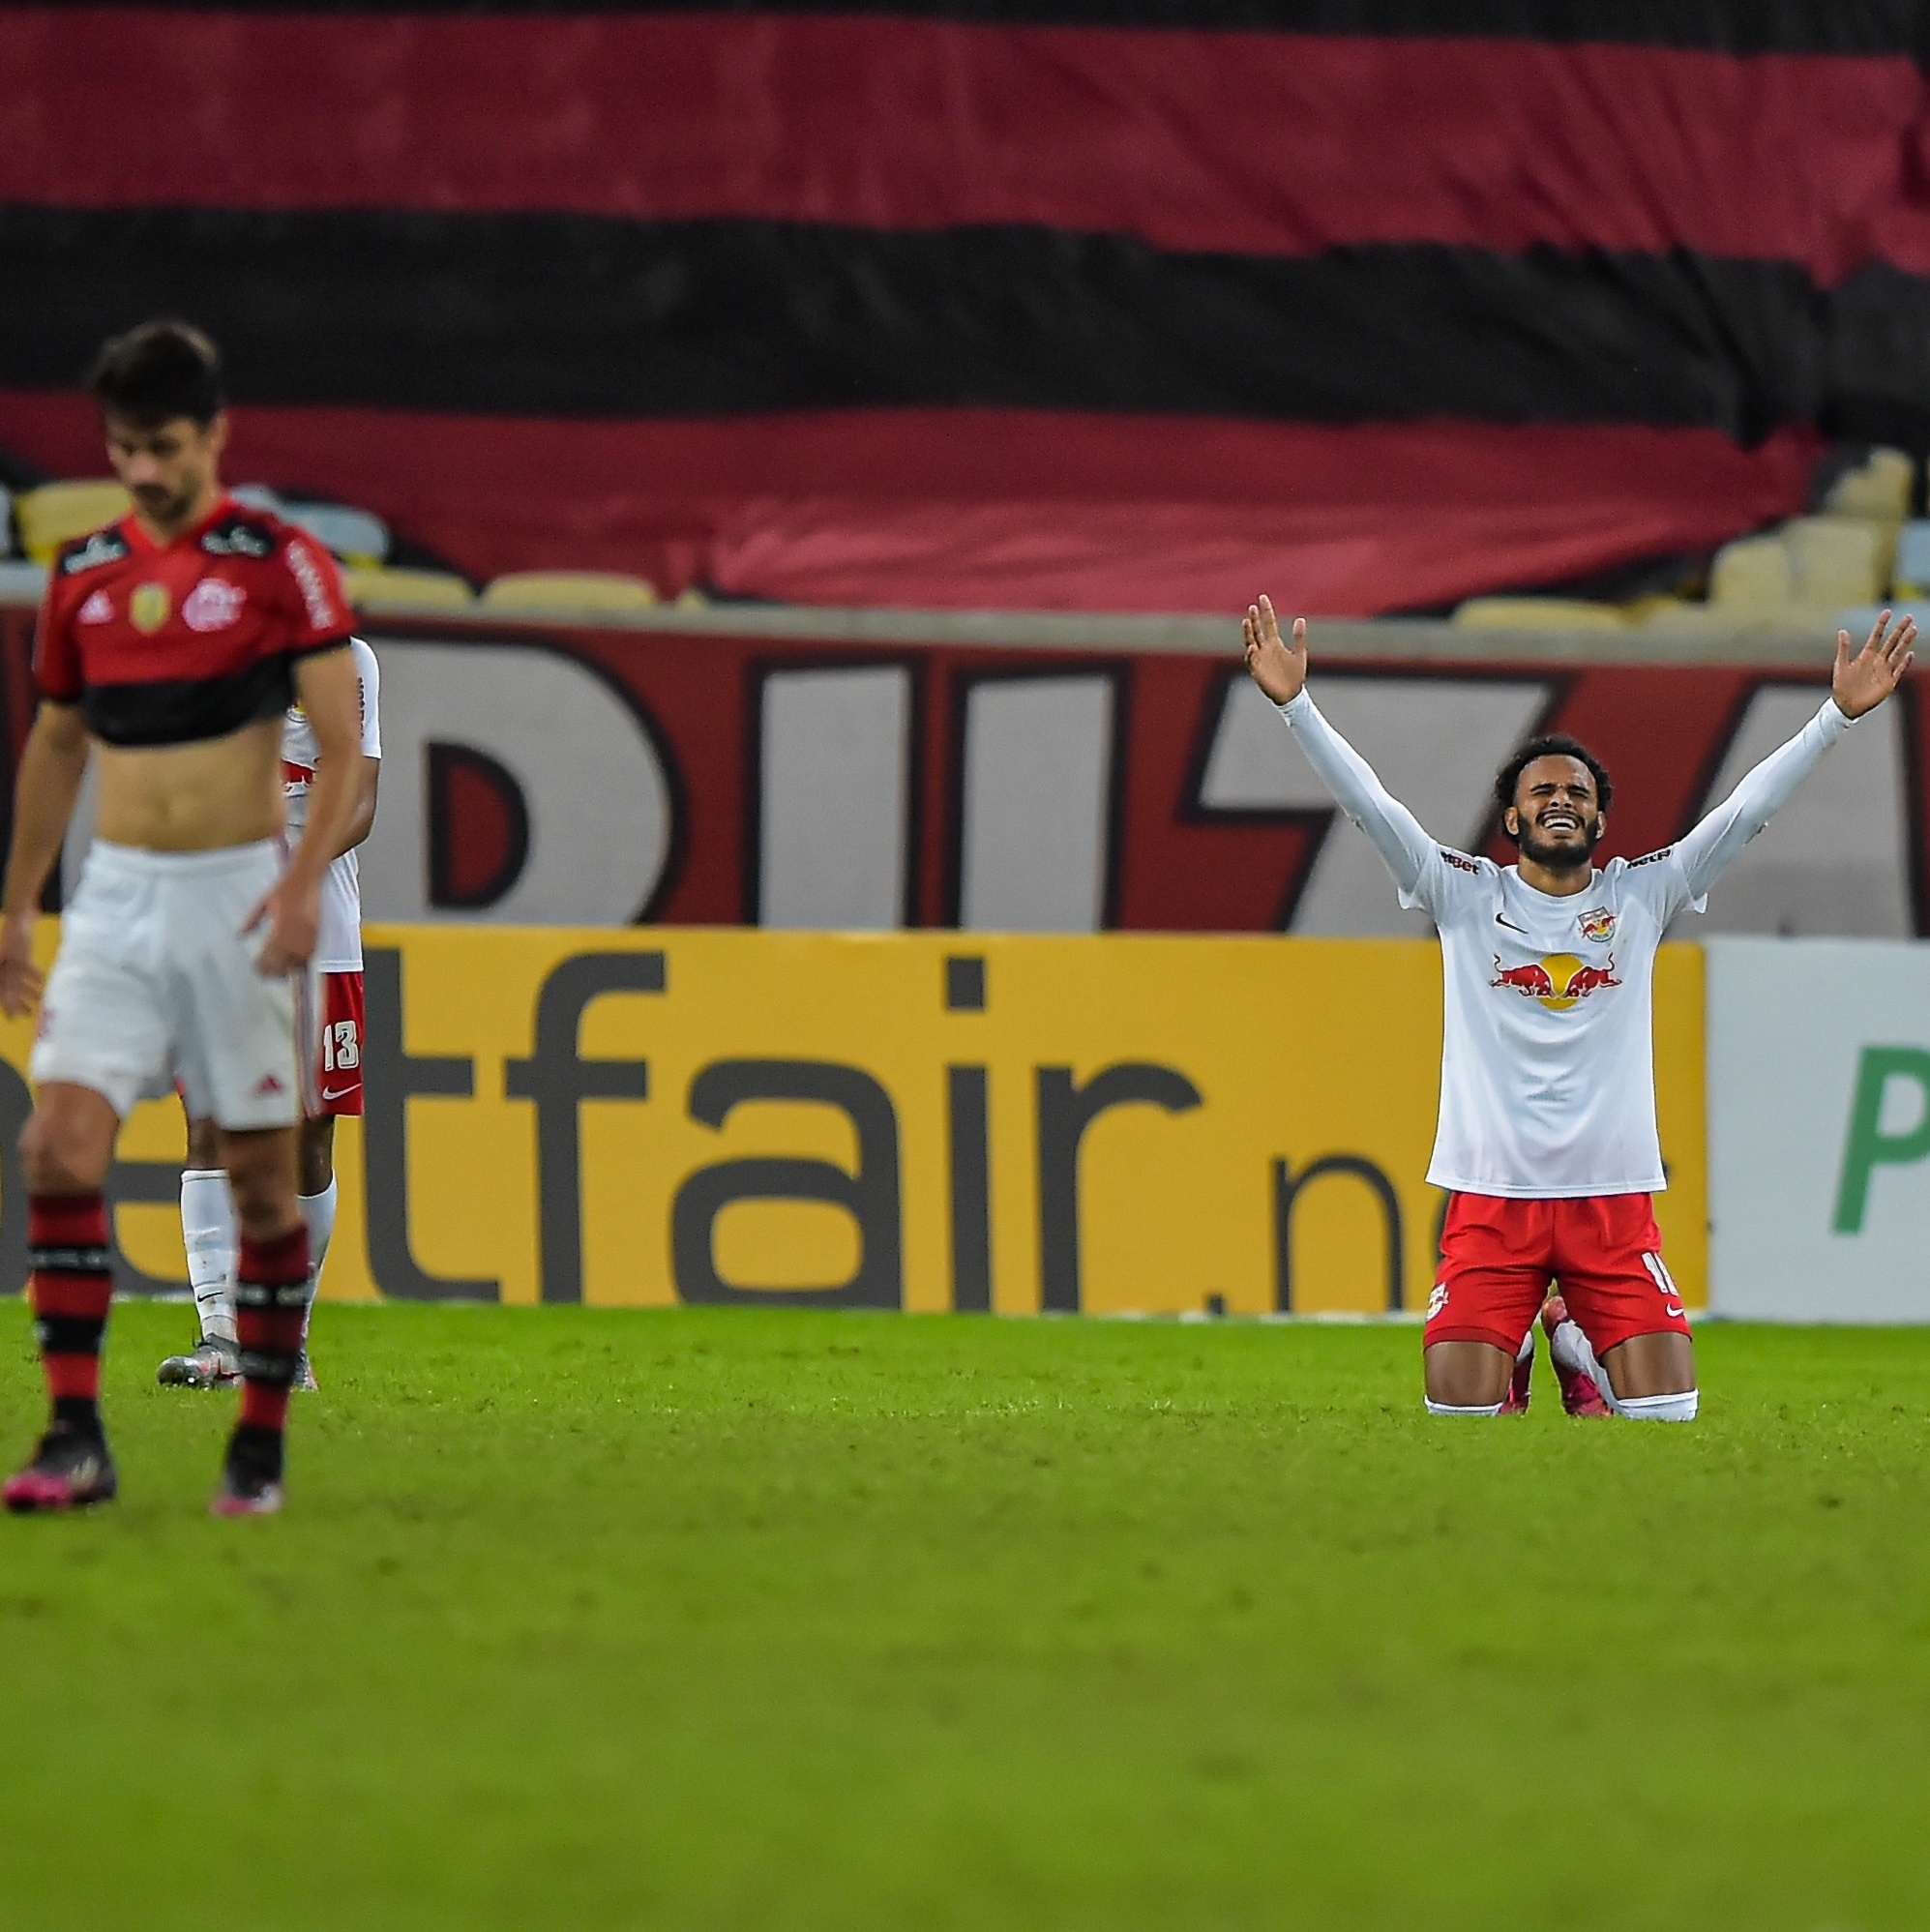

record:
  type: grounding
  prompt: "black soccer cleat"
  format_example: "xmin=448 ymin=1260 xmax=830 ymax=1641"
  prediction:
xmin=4 ymin=1425 xmax=119 ymax=1513
xmin=210 ymin=1424 xmax=285 ymax=1518
xmin=158 ymin=1337 xmax=242 ymax=1389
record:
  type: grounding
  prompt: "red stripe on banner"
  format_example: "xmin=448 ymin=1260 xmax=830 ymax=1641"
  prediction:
xmin=0 ymin=11 xmax=1925 ymax=282
xmin=0 ymin=392 xmax=1818 ymax=616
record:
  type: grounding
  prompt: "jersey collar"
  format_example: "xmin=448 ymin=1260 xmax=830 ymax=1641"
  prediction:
xmin=119 ymin=490 xmax=237 ymax=556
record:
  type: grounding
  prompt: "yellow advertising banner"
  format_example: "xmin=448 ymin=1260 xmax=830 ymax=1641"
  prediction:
xmin=0 ymin=928 xmax=1707 ymax=1316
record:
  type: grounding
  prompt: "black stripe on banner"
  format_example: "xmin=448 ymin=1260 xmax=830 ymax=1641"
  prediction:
xmin=6 ymin=207 xmax=1929 ymax=446
xmin=13 ymin=0 xmax=1921 ymax=55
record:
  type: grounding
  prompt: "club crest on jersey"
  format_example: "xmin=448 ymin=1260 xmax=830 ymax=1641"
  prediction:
xmin=129 ymin=582 xmax=171 ymax=634
xmin=77 ymin=589 xmax=113 ymax=626
xmin=1491 ymin=952 xmax=1621 ymax=1011
xmin=183 ymin=578 xmax=246 ymax=633
xmin=1578 ymin=907 xmax=1616 ymax=944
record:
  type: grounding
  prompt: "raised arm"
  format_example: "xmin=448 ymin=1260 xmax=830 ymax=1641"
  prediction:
xmin=1676 ymin=610 xmax=1915 ymax=903
xmin=1243 ymin=598 xmax=1437 ymax=900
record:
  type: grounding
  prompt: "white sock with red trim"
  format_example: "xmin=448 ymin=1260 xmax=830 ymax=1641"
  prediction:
xmin=1618 ymin=1389 xmax=1699 ymax=1422
xmin=181 ymin=1169 xmax=237 ymax=1347
xmin=297 ymin=1178 xmax=338 ymax=1344
xmin=1424 ymin=1399 xmax=1504 ymax=1417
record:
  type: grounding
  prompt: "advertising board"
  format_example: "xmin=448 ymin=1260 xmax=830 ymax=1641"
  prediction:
xmin=0 ymin=926 xmax=1711 ymax=1317
xmin=1707 ymin=937 xmax=1930 ymax=1321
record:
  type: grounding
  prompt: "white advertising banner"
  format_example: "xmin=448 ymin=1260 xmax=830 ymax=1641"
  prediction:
xmin=1707 ymin=937 xmax=1930 ymax=1321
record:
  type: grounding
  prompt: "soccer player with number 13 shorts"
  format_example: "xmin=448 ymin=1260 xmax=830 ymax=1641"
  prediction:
xmin=1242 ymin=595 xmax=1915 ymax=1419
xmin=0 ymin=321 xmax=365 ymax=1514
xmin=158 ymin=636 xmax=380 ymax=1392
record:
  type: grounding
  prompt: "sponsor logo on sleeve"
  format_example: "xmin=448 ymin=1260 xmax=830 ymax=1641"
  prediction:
xmin=1627 ymin=847 xmax=1674 ymax=869
xmin=182 ymin=577 xmax=247 ymax=633
xmin=1578 ymin=907 xmax=1617 ymax=944
xmin=1440 ymin=849 xmax=1481 ymax=874
xmin=285 ymin=539 xmax=341 ymax=631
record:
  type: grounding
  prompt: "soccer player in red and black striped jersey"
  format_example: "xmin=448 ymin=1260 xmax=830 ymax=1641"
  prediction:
xmin=0 ymin=320 xmax=366 ymax=1515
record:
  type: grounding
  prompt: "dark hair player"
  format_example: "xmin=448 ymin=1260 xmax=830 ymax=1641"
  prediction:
xmin=1242 ymin=594 xmax=1914 ymax=1419
xmin=0 ymin=320 xmax=365 ymax=1513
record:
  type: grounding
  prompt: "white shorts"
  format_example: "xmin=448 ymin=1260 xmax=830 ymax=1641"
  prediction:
xmin=32 ymin=839 xmax=301 ymax=1130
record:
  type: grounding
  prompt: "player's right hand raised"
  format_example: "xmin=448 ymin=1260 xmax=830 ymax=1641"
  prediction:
xmin=0 ymin=910 xmax=44 ymax=1020
xmin=1242 ymin=596 xmax=1309 ymax=706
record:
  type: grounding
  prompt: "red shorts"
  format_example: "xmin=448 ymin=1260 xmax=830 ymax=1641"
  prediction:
xmin=1424 ymin=1193 xmax=1691 ymax=1357
xmin=299 ymin=969 xmax=366 ymax=1118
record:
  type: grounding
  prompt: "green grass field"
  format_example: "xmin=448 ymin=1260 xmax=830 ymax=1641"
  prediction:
xmin=1 ymin=1303 xmax=1926 ymax=1931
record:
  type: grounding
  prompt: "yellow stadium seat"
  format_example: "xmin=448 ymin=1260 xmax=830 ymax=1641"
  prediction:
xmin=1450 ymin=597 xmax=1626 ymax=630
xmin=480 ymin=571 xmax=657 ymax=613
xmin=16 ymin=480 xmax=133 ymax=563
xmin=1825 ymin=447 xmax=1914 ymax=523
xmin=341 ymin=567 xmax=475 ymax=611
xmin=1708 ymin=535 xmax=1794 ymax=612
xmin=1783 ymin=516 xmax=1885 ymax=607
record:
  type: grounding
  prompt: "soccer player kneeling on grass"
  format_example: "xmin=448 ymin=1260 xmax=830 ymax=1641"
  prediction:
xmin=0 ymin=320 xmax=366 ymax=1515
xmin=1241 ymin=595 xmax=1915 ymax=1420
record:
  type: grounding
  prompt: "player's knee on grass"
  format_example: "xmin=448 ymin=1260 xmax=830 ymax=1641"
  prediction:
xmin=1616 ymin=1389 xmax=1699 ymax=1421
xmin=1423 ymin=1339 xmax=1516 ymax=1411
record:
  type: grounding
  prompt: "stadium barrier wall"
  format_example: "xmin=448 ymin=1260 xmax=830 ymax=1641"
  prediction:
xmin=0 ymin=924 xmax=1707 ymax=1317
xmin=1707 ymin=938 xmax=1930 ymax=1322
xmin=0 ymin=604 xmax=1924 ymax=940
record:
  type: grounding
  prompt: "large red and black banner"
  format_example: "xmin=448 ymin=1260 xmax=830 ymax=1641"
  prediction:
xmin=2 ymin=604 xmax=1922 ymax=937
xmin=2 ymin=4 xmax=1928 ymax=611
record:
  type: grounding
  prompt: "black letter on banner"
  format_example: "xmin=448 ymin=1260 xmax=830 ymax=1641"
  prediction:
xmin=671 ymin=1060 xmax=902 ymax=1308
xmin=1035 ymin=1064 xmax=1202 ymax=1313
xmin=363 ymin=947 xmax=498 ymax=1301
xmin=504 ymin=953 xmax=661 ymax=1304
xmin=107 ymin=1145 xmax=190 ymax=1296
xmin=1271 ymin=1156 xmax=1405 ymax=1314
xmin=947 ymin=1066 xmax=992 ymax=1312
xmin=0 ymin=1059 xmax=30 ymax=1293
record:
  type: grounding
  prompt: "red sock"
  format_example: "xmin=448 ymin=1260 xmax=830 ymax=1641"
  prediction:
xmin=235 ymin=1224 xmax=310 ymax=1436
xmin=28 ymin=1193 xmax=113 ymax=1427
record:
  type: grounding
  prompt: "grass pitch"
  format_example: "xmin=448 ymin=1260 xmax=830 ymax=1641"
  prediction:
xmin=1 ymin=1304 xmax=1926 ymax=1931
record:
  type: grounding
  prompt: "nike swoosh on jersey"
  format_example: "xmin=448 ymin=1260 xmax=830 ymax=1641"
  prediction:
xmin=1495 ymin=912 xmax=1529 ymax=934
xmin=1663 ymin=1301 xmax=1686 ymax=1319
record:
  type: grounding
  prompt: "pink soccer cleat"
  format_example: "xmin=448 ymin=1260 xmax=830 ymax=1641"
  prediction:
xmin=4 ymin=1427 xmax=118 ymax=1512
xmin=1541 ymin=1296 xmax=1612 ymax=1416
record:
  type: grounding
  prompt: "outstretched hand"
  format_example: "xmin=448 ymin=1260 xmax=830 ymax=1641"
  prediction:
xmin=1242 ymin=596 xmax=1308 ymax=706
xmin=1833 ymin=609 xmax=1916 ymax=720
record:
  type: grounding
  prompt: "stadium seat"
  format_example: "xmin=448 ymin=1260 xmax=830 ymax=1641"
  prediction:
xmin=15 ymin=480 xmax=133 ymax=562
xmin=1450 ymin=597 xmax=1625 ymax=630
xmin=481 ymin=571 xmax=658 ymax=613
xmin=285 ymin=501 xmax=390 ymax=565
xmin=1783 ymin=516 xmax=1885 ymax=607
xmin=0 ymin=559 xmax=48 ymax=600
xmin=1708 ymin=535 xmax=1794 ymax=612
xmin=340 ymin=566 xmax=474 ymax=611
xmin=1892 ymin=520 xmax=1930 ymax=597
xmin=1825 ymin=447 xmax=1914 ymax=523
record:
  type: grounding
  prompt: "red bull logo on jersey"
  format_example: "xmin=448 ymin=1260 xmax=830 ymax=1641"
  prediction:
xmin=1578 ymin=907 xmax=1617 ymax=944
xmin=1490 ymin=952 xmax=1620 ymax=1011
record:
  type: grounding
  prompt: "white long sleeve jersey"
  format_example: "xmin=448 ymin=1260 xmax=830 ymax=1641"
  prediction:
xmin=1278 ymin=686 xmax=1853 ymax=1198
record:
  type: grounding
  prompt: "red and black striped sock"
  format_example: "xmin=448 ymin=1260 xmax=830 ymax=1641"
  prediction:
xmin=29 ymin=1193 xmax=113 ymax=1439
xmin=234 ymin=1225 xmax=311 ymax=1446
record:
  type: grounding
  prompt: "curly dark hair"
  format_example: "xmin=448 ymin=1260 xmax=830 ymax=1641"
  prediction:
xmin=88 ymin=319 xmax=224 ymax=429
xmin=1492 ymin=733 xmax=1614 ymax=830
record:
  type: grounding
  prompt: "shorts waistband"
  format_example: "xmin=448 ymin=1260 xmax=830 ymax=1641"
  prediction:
xmin=86 ymin=837 xmax=281 ymax=877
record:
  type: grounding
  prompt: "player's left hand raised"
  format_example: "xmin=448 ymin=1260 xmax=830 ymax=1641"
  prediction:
xmin=244 ymin=874 xmax=320 ymax=978
xmin=1833 ymin=609 xmax=1916 ymax=719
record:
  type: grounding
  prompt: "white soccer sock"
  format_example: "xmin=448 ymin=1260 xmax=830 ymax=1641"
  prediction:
xmin=1424 ymin=1399 xmax=1505 ymax=1417
xmin=1618 ymin=1389 xmax=1700 ymax=1422
xmin=180 ymin=1169 xmax=238 ymax=1346
xmin=1515 ymin=1329 xmax=1535 ymax=1364
xmin=297 ymin=1177 xmax=338 ymax=1345
xmin=1548 ymin=1315 xmax=1618 ymax=1412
